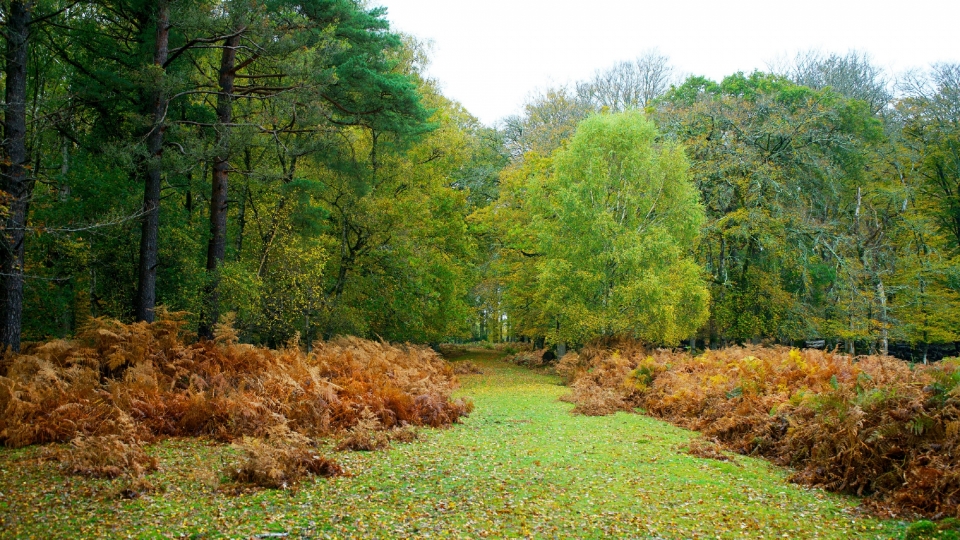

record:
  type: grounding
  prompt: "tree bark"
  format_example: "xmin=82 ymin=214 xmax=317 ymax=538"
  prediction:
xmin=136 ymin=0 xmax=170 ymax=323
xmin=877 ymin=279 xmax=889 ymax=355
xmin=199 ymin=32 xmax=240 ymax=338
xmin=0 ymin=0 xmax=33 ymax=352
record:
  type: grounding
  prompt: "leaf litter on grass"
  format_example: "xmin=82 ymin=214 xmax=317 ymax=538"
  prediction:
xmin=1 ymin=349 xmax=905 ymax=538
xmin=561 ymin=339 xmax=960 ymax=520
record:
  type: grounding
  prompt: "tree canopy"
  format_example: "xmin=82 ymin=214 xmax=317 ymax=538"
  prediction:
xmin=1 ymin=5 xmax=958 ymax=361
xmin=526 ymin=112 xmax=708 ymax=345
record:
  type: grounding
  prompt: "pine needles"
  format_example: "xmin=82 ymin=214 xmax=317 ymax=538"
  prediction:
xmin=563 ymin=341 xmax=960 ymax=518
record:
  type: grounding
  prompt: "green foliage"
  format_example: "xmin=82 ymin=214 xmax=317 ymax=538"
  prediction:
xmin=532 ymin=112 xmax=709 ymax=345
xmin=657 ymin=71 xmax=890 ymax=345
xmin=905 ymin=519 xmax=960 ymax=540
xmin=11 ymin=0 xmax=960 ymax=361
xmin=11 ymin=0 xmax=488 ymax=347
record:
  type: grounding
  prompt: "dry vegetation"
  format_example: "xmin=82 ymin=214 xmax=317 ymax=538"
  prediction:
xmin=561 ymin=339 xmax=960 ymax=518
xmin=0 ymin=311 xmax=472 ymax=486
xmin=42 ymin=433 xmax=159 ymax=479
xmin=228 ymin=425 xmax=342 ymax=489
xmin=506 ymin=347 xmax=556 ymax=368
xmin=685 ymin=437 xmax=734 ymax=462
xmin=452 ymin=360 xmax=484 ymax=375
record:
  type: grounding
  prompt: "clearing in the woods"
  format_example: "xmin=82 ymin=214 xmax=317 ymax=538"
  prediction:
xmin=0 ymin=350 xmax=903 ymax=538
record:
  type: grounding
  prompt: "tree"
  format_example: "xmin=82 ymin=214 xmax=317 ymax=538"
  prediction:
xmin=899 ymin=64 xmax=960 ymax=250
xmin=500 ymin=86 xmax=590 ymax=158
xmin=0 ymin=0 xmax=80 ymax=350
xmin=656 ymin=72 xmax=887 ymax=348
xmin=528 ymin=112 xmax=709 ymax=345
xmin=134 ymin=0 xmax=173 ymax=323
xmin=576 ymin=49 xmax=675 ymax=112
xmin=0 ymin=0 xmax=32 ymax=352
xmin=470 ymin=152 xmax=552 ymax=342
xmin=774 ymin=50 xmax=891 ymax=114
xmin=884 ymin=63 xmax=960 ymax=356
xmin=888 ymin=214 xmax=960 ymax=362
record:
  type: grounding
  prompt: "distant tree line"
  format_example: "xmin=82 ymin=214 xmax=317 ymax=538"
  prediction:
xmin=1 ymin=8 xmax=958 ymax=364
xmin=479 ymin=51 xmax=960 ymax=362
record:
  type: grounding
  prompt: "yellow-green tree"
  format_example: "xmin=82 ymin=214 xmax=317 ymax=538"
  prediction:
xmin=529 ymin=112 xmax=709 ymax=345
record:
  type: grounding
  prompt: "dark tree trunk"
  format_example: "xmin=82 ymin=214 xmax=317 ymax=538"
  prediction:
xmin=199 ymin=32 xmax=240 ymax=338
xmin=0 ymin=0 xmax=33 ymax=352
xmin=135 ymin=1 xmax=170 ymax=323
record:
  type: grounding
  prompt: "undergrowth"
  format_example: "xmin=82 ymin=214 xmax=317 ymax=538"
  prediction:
xmin=685 ymin=437 xmax=734 ymax=462
xmin=43 ymin=434 xmax=159 ymax=479
xmin=452 ymin=360 xmax=484 ymax=375
xmin=562 ymin=339 xmax=960 ymax=519
xmin=506 ymin=348 xmax=557 ymax=368
xmin=0 ymin=351 xmax=899 ymax=538
xmin=227 ymin=424 xmax=342 ymax=489
xmin=0 ymin=310 xmax=472 ymax=484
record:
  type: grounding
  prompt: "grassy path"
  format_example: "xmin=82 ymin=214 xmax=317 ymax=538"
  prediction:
xmin=0 ymin=351 xmax=903 ymax=538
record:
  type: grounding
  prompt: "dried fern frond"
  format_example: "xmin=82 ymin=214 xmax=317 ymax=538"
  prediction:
xmin=45 ymin=434 xmax=158 ymax=478
xmin=227 ymin=424 xmax=340 ymax=489
xmin=563 ymin=340 xmax=960 ymax=517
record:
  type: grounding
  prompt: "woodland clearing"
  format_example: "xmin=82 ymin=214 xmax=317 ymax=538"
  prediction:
xmin=0 ymin=350 xmax=911 ymax=539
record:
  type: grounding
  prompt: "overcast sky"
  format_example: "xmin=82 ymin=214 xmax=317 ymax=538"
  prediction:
xmin=373 ymin=0 xmax=960 ymax=126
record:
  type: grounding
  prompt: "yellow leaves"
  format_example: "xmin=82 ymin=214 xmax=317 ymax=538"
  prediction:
xmin=942 ymin=421 xmax=960 ymax=442
xmin=707 ymin=374 xmax=728 ymax=388
xmin=788 ymin=348 xmax=807 ymax=372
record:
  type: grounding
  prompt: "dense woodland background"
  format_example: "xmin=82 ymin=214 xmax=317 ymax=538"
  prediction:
xmin=0 ymin=0 xmax=959 ymax=362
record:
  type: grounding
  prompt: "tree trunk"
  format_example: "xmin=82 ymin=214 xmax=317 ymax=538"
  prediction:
xmin=199 ymin=32 xmax=239 ymax=338
xmin=0 ymin=0 xmax=33 ymax=352
xmin=878 ymin=280 xmax=889 ymax=355
xmin=135 ymin=0 xmax=170 ymax=323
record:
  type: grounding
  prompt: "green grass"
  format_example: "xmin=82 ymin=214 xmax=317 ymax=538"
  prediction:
xmin=0 ymin=350 xmax=906 ymax=539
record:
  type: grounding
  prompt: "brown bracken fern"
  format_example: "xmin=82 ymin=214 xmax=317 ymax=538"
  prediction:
xmin=0 ymin=310 xmax=472 ymax=486
xmin=564 ymin=340 xmax=960 ymax=518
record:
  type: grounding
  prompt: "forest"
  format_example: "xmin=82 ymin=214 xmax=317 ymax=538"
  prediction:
xmin=2 ymin=0 xmax=960 ymax=537
xmin=1 ymin=1 xmax=958 ymax=361
xmin=0 ymin=0 xmax=956 ymax=361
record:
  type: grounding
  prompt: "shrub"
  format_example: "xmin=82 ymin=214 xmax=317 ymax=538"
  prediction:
xmin=387 ymin=425 xmax=420 ymax=444
xmin=509 ymin=348 xmax=559 ymax=369
xmin=686 ymin=437 xmax=733 ymax=462
xmin=227 ymin=425 xmax=341 ymax=489
xmin=113 ymin=475 xmax=161 ymax=500
xmin=561 ymin=341 xmax=960 ymax=518
xmin=452 ymin=361 xmax=484 ymax=375
xmin=436 ymin=344 xmax=467 ymax=359
xmin=562 ymin=380 xmax=627 ymax=416
xmin=493 ymin=342 xmax=532 ymax=353
xmin=0 ymin=313 xmax=472 ymax=476
xmin=335 ymin=408 xmax=391 ymax=451
xmin=44 ymin=434 xmax=158 ymax=479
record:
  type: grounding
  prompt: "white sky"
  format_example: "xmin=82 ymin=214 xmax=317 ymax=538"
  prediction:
xmin=373 ymin=0 xmax=960 ymax=126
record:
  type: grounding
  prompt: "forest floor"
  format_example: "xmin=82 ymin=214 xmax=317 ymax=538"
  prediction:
xmin=0 ymin=350 xmax=908 ymax=539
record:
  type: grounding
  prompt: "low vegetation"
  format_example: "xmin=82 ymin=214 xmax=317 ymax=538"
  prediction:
xmin=227 ymin=425 xmax=342 ymax=489
xmin=561 ymin=340 xmax=960 ymax=518
xmin=0 ymin=350 xmax=902 ymax=538
xmin=0 ymin=312 xmax=472 ymax=485
xmin=43 ymin=434 xmax=159 ymax=479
